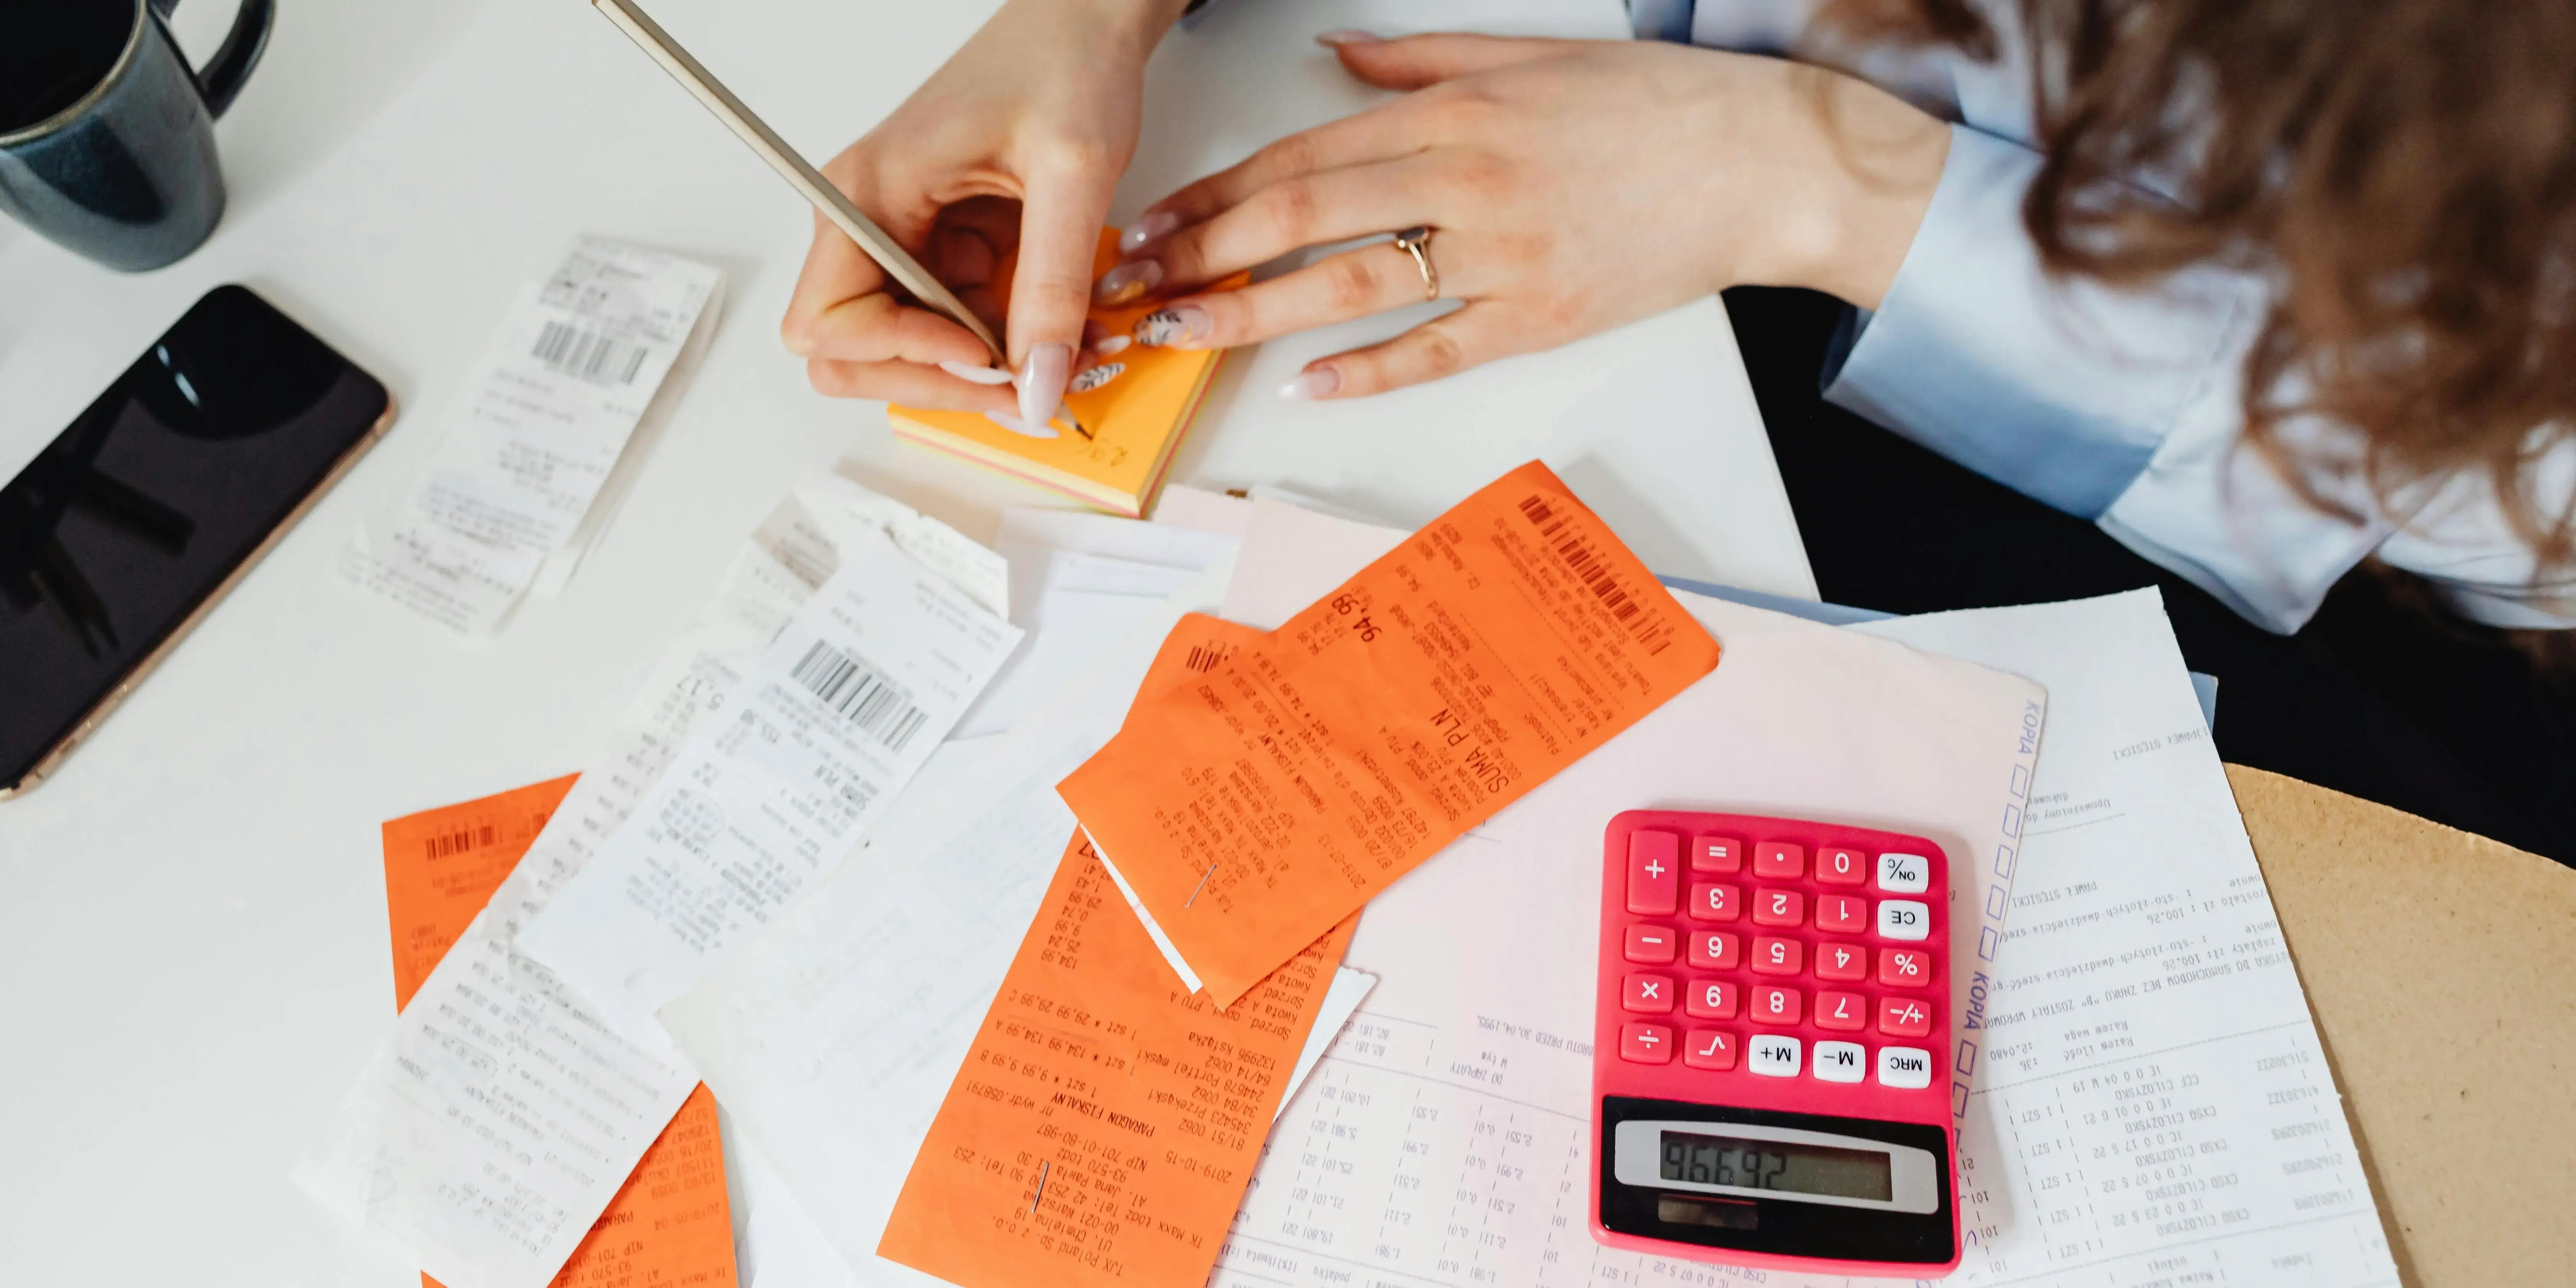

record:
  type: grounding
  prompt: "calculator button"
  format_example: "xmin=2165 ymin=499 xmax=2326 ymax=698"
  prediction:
xmin=1749 ymin=936 xmax=1804 ymax=976
xmin=1879 ymin=948 xmax=1934 ymax=986
xmin=1682 ymin=1029 xmax=1738 ymax=1070
xmin=1814 ymin=941 xmax=1869 ymax=982
xmin=1623 ymin=925 xmax=1677 ymax=964
xmin=1747 ymin=1035 xmax=1801 ymax=1077
xmin=1623 ymin=973 xmax=1675 ymax=1014
xmin=1813 ymin=1041 xmax=1867 ymax=1083
xmin=1627 ymin=831 xmax=1681 ymax=915
xmin=1685 ymin=979 xmax=1739 ymax=1019
xmin=1752 ymin=889 xmax=1804 ymax=927
xmin=1688 ymin=883 xmax=1741 ymax=922
xmin=1876 ymin=852 xmax=1930 ymax=894
xmin=1815 ymin=847 xmax=1868 ymax=886
xmin=1815 ymin=894 xmax=1868 ymax=935
xmin=1815 ymin=991 xmax=1868 ymax=1031
xmin=1876 ymin=899 xmax=1931 ymax=941
xmin=1692 ymin=835 xmax=1742 ymax=873
xmin=1751 ymin=986 xmax=1802 ymax=1025
xmin=1687 ymin=931 xmax=1740 ymax=970
xmin=1753 ymin=841 xmax=1805 ymax=879
xmin=1879 ymin=996 xmax=1934 ymax=1038
xmin=1620 ymin=1023 xmax=1674 ymax=1064
xmin=1878 ymin=1045 xmax=1934 ymax=1089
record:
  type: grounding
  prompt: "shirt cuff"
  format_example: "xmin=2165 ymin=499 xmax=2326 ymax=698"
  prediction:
xmin=1823 ymin=125 xmax=2257 ymax=519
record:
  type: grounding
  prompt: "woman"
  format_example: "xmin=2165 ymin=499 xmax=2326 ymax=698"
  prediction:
xmin=779 ymin=0 xmax=2576 ymax=637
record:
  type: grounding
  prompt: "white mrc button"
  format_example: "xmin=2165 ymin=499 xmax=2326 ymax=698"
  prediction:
xmin=1812 ymin=1041 xmax=1866 ymax=1083
xmin=1876 ymin=852 xmax=1930 ymax=894
xmin=1748 ymin=1035 xmax=1802 ymax=1078
xmin=1878 ymin=1045 xmax=1935 ymax=1089
xmin=1877 ymin=899 xmax=1931 ymax=941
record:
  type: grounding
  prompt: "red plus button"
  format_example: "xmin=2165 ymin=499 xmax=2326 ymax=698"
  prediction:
xmin=1627 ymin=831 xmax=1680 ymax=915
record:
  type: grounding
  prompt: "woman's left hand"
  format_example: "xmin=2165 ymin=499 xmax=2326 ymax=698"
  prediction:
xmin=1099 ymin=31 xmax=1950 ymax=399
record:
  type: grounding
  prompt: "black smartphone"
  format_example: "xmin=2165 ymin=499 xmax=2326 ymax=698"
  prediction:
xmin=1 ymin=286 xmax=396 ymax=797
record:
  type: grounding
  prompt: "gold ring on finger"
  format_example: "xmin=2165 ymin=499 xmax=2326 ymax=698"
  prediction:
xmin=1392 ymin=225 xmax=1439 ymax=301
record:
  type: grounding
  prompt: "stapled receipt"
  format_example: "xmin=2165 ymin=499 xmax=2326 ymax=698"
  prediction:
xmin=341 ymin=238 xmax=722 ymax=634
xmin=878 ymin=831 xmax=1357 ymax=1288
xmin=1056 ymin=461 xmax=1722 ymax=1008
xmin=519 ymin=524 xmax=1022 ymax=1040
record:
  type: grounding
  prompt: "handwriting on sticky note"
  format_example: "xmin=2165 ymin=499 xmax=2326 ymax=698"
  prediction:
xmin=1056 ymin=460 xmax=1722 ymax=1006
xmin=877 ymin=827 xmax=1354 ymax=1288
xmin=380 ymin=781 xmax=739 ymax=1288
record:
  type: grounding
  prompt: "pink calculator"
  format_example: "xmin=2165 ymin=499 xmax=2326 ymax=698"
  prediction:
xmin=1589 ymin=810 xmax=1960 ymax=1276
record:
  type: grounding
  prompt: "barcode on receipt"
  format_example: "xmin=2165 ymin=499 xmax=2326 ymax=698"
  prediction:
xmin=530 ymin=320 xmax=650 ymax=385
xmin=789 ymin=641 xmax=929 ymax=751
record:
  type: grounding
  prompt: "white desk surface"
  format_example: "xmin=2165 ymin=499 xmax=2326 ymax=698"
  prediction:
xmin=0 ymin=1 xmax=1813 ymax=1283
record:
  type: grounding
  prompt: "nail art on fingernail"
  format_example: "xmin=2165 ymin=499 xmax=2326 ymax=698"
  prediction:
xmin=1093 ymin=334 xmax=1132 ymax=356
xmin=1119 ymin=210 xmax=1181 ymax=253
xmin=984 ymin=411 xmax=1063 ymax=440
xmin=938 ymin=359 xmax=1015 ymax=386
xmin=1279 ymin=366 xmax=1341 ymax=401
xmin=1133 ymin=304 xmax=1212 ymax=347
xmin=1069 ymin=362 xmax=1126 ymax=393
xmin=1093 ymin=258 xmax=1163 ymax=306
xmin=1315 ymin=29 xmax=1380 ymax=46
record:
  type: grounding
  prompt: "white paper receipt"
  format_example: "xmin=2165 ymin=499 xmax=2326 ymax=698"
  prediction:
xmin=340 ymin=238 xmax=722 ymax=634
xmin=519 ymin=524 xmax=1022 ymax=1039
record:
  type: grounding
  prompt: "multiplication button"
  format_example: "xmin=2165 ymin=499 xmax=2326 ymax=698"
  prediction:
xmin=1877 ymin=1046 xmax=1934 ymax=1089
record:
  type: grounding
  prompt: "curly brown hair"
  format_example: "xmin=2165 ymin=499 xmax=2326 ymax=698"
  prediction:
xmin=1831 ymin=0 xmax=2576 ymax=621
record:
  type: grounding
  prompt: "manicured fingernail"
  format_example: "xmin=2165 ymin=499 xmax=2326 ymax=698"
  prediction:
xmin=1018 ymin=342 xmax=1071 ymax=427
xmin=1093 ymin=258 xmax=1163 ymax=306
xmin=1093 ymin=334 xmax=1132 ymax=356
xmin=1119 ymin=210 xmax=1181 ymax=253
xmin=1133 ymin=304 xmax=1212 ymax=348
xmin=1279 ymin=366 xmax=1341 ymax=400
xmin=1316 ymin=29 xmax=1380 ymax=47
xmin=1070 ymin=361 xmax=1126 ymax=393
xmin=984 ymin=411 xmax=1063 ymax=440
xmin=938 ymin=359 xmax=1015 ymax=386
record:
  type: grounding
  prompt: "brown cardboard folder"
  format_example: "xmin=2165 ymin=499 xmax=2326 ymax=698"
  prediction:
xmin=2227 ymin=766 xmax=2575 ymax=1288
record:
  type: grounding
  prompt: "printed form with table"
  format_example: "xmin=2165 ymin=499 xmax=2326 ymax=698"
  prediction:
xmin=167 ymin=1 xmax=2551 ymax=1287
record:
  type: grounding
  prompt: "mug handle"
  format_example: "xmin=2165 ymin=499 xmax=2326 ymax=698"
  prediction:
xmin=147 ymin=0 xmax=277 ymax=119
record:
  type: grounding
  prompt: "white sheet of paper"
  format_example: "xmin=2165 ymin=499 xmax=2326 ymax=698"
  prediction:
xmin=518 ymin=526 xmax=1022 ymax=1042
xmin=993 ymin=506 xmax=1241 ymax=572
xmin=339 ymin=238 xmax=722 ymax=635
xmin=1278 ymin=968 xmax=1376 ymax=1123
xmin=956 ymin=585 xmax=1175 ymax=740
xmin=1847 ymin=592 xmax=2400 ymax=1286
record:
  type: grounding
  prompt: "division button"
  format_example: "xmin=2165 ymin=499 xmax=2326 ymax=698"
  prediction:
xmin=1620 ymin=1023 xmax=1674 ymax=1064
xmin=1876 ymin=899 xmax=1931 ymax=941
xmin=1876 ymin=852 xmax=1930 ymax=894
xmin=1813 ymin=1041 xmax=1866 ymax=1083
xmin=1878 ymin=1045 xmax=1934 ymax=1089
xmin=1747 ymin=1034 xmax=1802 ymax=1078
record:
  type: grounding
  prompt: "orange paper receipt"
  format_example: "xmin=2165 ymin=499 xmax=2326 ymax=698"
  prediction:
xmin=1058 ymin=460 xmax=1722 ymax=1007
xmin=382 ymin=780 xmax=739 ymax=1288
xmin=878 ymin=828 xmax=1355 ymax=1288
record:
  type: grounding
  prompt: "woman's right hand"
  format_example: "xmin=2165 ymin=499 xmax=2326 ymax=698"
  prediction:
xmin=781 ymin=0 xmax=1189 ymax=432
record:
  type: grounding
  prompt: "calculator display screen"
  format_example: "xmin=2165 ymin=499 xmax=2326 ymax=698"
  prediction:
xmin=1658 ymin=1130 xmax=1893 ymax=1201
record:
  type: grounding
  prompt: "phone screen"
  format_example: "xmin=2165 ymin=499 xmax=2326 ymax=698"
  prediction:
xmin=1 ymin=286 xmax=392 ymax=792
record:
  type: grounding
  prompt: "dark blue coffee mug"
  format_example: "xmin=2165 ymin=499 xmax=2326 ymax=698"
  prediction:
xmin=0 ymin=0 xmax=275 ymax=272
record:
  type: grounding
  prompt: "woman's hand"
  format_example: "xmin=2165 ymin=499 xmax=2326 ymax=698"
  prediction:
xmin=1104 ymin=32 xmax=1950 ymax=400
xmin=781 ymin=0 xmax=1189 ymax=430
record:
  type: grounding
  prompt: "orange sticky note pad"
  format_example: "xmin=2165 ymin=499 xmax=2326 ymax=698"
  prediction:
xmin=1056 ymin=460 xmax=1722 ymax=1007
xmin=381 ymin=779 xmax=739 ymax=1288
xmin=877 ymin=829 xmax=1355 ymax=1288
